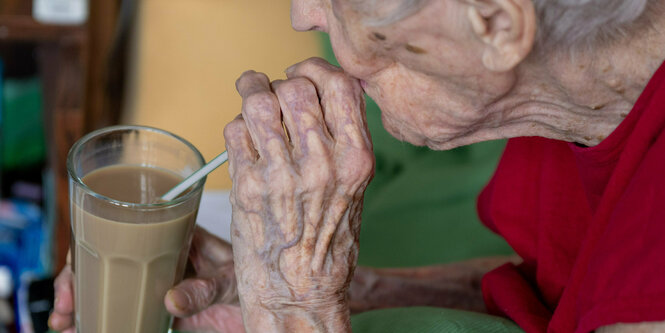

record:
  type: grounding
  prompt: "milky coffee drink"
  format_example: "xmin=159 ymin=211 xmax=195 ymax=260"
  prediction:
xmin=72 ymin=165 xmax=197 ymax=333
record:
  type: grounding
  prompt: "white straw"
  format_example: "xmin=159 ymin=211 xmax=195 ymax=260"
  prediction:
xmin=160 ymin=151 xmax=228 ymax=202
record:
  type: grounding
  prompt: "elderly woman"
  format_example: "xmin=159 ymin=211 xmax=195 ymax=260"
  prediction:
xmin=50 ymin=0 xmax=665 ymax=332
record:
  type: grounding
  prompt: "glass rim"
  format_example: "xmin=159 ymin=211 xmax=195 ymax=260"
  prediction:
xmin=66 ymin=125 xmax=206 ymax=209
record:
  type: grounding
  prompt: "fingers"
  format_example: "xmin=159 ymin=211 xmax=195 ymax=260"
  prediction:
xmin=269 ymin=77 xmax=337 ymax=260
xmin=49 ymin=265 xmax=75 ymax=331
xmin=235 ymin=71 xmax=291 ymax=166
xmin=285 ymin=58 xmax=374 ymax=192
xmin=224 ymin=114 xmax=257 ymax=178
xmin=285 ymin=57 xmax=340 ymax=80
xmin=49 ymin=312 xmax=74 ymax=332
xmin=271 ymin=78 xmax=332 ymax=158
xmin=189 ymin=226 xmax=233 ymax=274
xmin=286 ymin=58 xmax=370 ymax=149
xmin=53 ymin=265 xmax=74 ymax=314
xmin=166 ymin=269 xmax=238 ymax=317
xmin=166 ymin=278 xmax=217 ymax=317
xmin=167 ymin=228 xmax=239 ymax=319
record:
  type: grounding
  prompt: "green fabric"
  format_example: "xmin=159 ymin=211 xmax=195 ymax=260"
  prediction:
xmin=352 ymin=307 xmax=523 ymax=333
xmin=1 ymin=78 xmax=46 ymax=169
xmin=360 ymin=100 xmax=513 ymax=267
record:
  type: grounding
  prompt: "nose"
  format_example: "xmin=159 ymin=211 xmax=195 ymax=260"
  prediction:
xmin=291 ymin=0 xmax=328 ymax=32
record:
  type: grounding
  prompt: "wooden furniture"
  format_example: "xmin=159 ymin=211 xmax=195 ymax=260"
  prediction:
xmin=0 ymin=0 xmax=127 ymax=272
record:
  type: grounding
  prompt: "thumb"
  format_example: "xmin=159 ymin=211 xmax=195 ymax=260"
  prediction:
xmin=166 ymin=277 xmax=218 ymax=317
xmin=165 ymin=266 xmax=238 ymax=317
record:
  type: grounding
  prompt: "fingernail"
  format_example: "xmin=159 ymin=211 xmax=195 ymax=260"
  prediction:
xmin=167 ymin=290 xmax=190 ymax=312
xmin=285 ymin=64 xmax=297 ymax=75
xmin=271 ymin=80 xmax=284 ymax=89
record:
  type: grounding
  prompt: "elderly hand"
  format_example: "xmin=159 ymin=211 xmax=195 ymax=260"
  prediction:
xmin=225 ymin=58 xmax=374 ymax=332
xmin=48 ymin=226 xmax=245 ymax=333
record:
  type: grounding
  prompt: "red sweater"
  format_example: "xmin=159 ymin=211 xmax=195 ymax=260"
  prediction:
xmin=478 ymin=60 xmax=665 ymax=333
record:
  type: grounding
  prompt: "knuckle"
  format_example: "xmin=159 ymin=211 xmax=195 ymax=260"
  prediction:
xmin=291 ymin=57 xmax=342 ymax=79
xmin=302 ymin=155 xmax=333 ymax=190
xmin=233 ymin=172 xmax=264 ymax=206
xmin=268 ymin=168 xmax=297 ymax=193
xmin=275 ymin=77 xmax=317 ymax=105
xmin=236 ymin=70 xmax=268 ymax=86
xmin=298 ymin=57 xmax=328 ymax=71
xmin=304 ymin=162 xmax=332 ymax=190
xmin=223 ymin=119 xmax=246 ymax=142
xmin=189 ymin=279 xmax=216 ymax=305
xmin=328 ymin=72 xmax=361 ymax=94
xmin=246 ymin=71 xmax=269 ymax=81
xmin=243 ymin=92 xmax=280 ymax=116
xmin=355 ymin=148 xmax=376 ymax=176
xmin=338 ymin=148 xmax=375 ymax=187
xmin=194 ymin=278 xmax=216 ymax=293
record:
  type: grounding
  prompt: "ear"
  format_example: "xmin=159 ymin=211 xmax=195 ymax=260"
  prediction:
xmin=464 ymin=0 xmax=536 ymax=72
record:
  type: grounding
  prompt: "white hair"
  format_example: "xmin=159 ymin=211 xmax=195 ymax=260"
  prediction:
xmin=532 ymin=0 xmax=653 ymax=49
xmin=356 ymin=0 xmax=655 ymax=50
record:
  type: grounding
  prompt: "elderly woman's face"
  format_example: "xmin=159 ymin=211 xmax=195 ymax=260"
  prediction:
xmin=291 ymin=0 xmax=520 ymax=149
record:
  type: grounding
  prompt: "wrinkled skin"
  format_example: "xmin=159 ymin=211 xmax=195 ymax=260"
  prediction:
xmin=50 ymin=59 xmax=374 ymax=333
xmin=292 ymin=0 xmax=522 ymax=149
xmin=226 ymin=59 xmax=373 ymax=331
xmin=51 ymin=0 xmax=665 ymax=331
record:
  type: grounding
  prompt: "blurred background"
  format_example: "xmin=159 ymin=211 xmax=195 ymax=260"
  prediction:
xmin=0 ymin=1 xmax=318 ymax=331
xmin=0 ymin=1 xmax=511 ymax=332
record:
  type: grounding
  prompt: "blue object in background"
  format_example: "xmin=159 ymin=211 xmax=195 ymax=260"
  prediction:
xmin=0 ymin=200 xmax=47 ymax=286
